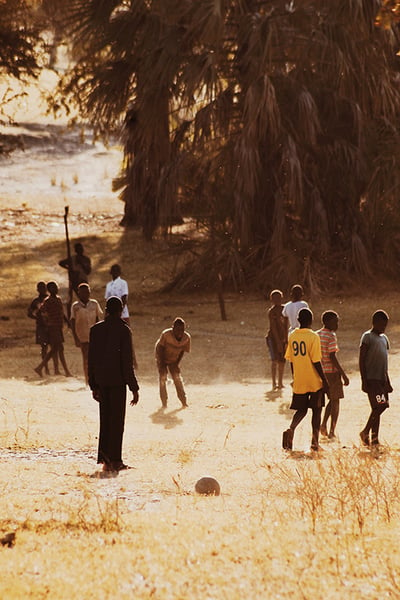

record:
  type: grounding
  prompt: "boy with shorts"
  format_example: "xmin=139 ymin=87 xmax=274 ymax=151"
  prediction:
xmin=155 ymin=318 xmax=191 ymax=408
xmin=266 ymin=289 xmax=287 ymax=390
xmin=28 ymin=281 xmax=50 ymax=373
xmin=318 ymin=311 xmax=349 ymax=439
xmin=34 ymin=281 xmax=72 ymax=378
xmin=359 ymin=310 xmax=392 ymax=447
xmin=282 ymin=308 xmax=329 ymax=452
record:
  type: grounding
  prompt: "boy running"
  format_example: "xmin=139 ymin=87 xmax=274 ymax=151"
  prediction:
xmin=359 ymin=310 xmax=392 ymax=447
xmin=282 ymin=308 xmax=329 ymax=452
xmin=318 ymin=311 xmax=349 ymax=439
xmin=266 ymin=289 xmax=287 ymax=390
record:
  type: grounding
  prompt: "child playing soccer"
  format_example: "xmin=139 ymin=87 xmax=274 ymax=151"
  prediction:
xmin=155 ymin=318 xmax=191 ymax=408
xmin=318 ymin=311 xmax=349 ymax=439
xmin=266 ymin=289 xmax=287 ymax=390
xmin=282 ymin=308 xmax=329 ymax=452
xmin=359 ymin=310 xmax=392 ymax=447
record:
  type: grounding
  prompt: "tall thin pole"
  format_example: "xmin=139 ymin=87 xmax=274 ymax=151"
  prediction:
xmin=63 ymin=206 xmax=73 ymax=319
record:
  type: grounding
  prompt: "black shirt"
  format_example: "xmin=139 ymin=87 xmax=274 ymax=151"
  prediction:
xmin=88 ymin=316 xmax=139 ymax=392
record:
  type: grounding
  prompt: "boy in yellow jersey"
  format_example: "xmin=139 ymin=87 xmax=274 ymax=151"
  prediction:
xmin=282 ymin=308 xmax=329 ymax=452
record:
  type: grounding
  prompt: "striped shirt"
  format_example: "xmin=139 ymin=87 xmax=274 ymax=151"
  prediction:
xmin=41 ymin=295 xmax=65 ymax=329
xmin=317 ymin=327 xmax=338 ymax=373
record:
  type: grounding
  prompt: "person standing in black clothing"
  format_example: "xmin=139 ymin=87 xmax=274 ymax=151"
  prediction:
xmin=88 ymin=296 xmax=139 ymax=472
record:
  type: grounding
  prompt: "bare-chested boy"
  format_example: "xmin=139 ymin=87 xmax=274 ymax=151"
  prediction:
xmin=155 ymin=318 xmax=191 ymax=408
xmin=266 ymin=289 xmax=287 ymax=390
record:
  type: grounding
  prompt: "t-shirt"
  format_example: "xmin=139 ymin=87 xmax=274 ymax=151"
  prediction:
xmin=105 ymin=276 xmax=129 ymax=319
xmin=71 ymin=298 xmax=103 ymax=343
xmin=282 ymin=300 xmax=309 ymax=333
xmin=317 ymin=327 xmax=339 ymax=373
xmin=360 ymin=329 xmax=389 ymax=381
xmin=155 ymin=328 xmax=191 ymax=364
xmin=285 ymin=328 xmax=322 ymax=394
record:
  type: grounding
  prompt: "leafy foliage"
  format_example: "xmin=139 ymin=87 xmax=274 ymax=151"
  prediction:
xmin=33 ymin=2 xmax=400 ymax=289
xmin=0 ymin=0 xmax=43 ymax=81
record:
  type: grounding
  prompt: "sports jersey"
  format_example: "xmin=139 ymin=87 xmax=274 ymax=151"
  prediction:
xmin=360 ymin=329 xmax=389 ymax=381
xmin=317 ymin=327 xmax=339 ymax=373
xmin=285 ymin=328 xmax=322 ymax=394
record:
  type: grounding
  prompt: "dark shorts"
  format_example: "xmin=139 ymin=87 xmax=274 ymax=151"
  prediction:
xmin=36 ymin=325 xmax=49 ymax=346
xmin=366 ymin=379 xmax=390 ymax=410
xmin=325 ymin=372 xmax=344 ymax=401
xmin=48 ymin=326 xmax=64 ymax=346
xmin=290 ymin=389 xmax=325 ymax=411
xmin=266 ymin=336 xmax=286 ymax=362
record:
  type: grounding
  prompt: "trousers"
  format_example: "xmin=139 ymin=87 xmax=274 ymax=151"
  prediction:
xmin=159 ymin=363 xmax=186 ymax=406
xmin=97 ymin=385 xmax=126 ymax=466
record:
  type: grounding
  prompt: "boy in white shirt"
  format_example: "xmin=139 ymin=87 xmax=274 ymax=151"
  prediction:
xmin=282 ymin=284 xmax=309 ymax=334
xmin=105 ymin=264 xmax=130 ymax=324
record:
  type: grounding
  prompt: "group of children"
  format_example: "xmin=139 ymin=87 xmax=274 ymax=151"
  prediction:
xmin=267 ymin=285 xmax=391 ymax=452
xmin=28 ymin=276 xmax=391 ymax=448
xmin=28 ymin=278 xmax=191 ymax=408
xmin=29 ymin=280 xmax=102 ymax=382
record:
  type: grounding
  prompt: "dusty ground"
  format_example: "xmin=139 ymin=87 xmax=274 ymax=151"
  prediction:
xmin=2 ymin=73 xmax=400 ymax=599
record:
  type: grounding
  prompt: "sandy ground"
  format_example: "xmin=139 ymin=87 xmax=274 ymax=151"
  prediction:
xmin=2 ymin=72 xmax=400 ymax=599
xmin=1 ymin=90 xmax=400 ymax=482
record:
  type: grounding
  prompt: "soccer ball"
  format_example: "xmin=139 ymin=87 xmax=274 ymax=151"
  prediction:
xmin=195 ymin=477 xmax=221 ymax=496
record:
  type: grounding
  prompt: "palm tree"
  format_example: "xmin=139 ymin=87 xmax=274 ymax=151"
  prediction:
xmin=58 ymin=0 xmax=400 ymax=288
xmin=0 ymin=0 xmax=42 ymax=81
xmin=0 ymin=0 xmax=45 ymax=152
